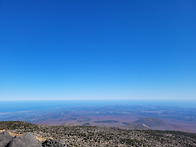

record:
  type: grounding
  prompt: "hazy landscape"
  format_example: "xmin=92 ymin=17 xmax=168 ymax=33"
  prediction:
xmin=1 ymin=100 xmax=196 ymax=133
xmin=1 ymin=101 xmax=196 ymax=146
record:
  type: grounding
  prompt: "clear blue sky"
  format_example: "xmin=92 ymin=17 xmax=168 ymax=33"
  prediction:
xmin=0 ymin=0 xmax=196 ymax=100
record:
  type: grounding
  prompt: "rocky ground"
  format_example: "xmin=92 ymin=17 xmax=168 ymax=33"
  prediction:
xmin=0 ymin=121 xmax=196 ymax=147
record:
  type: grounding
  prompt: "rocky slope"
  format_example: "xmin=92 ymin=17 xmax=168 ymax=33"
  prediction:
xmin=0 ymin=130 xmax=65 ymax=147
xmin=0 ymin=121 xmax=196 ymax=147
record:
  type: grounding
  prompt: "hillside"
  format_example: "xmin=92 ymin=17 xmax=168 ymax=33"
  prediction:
xmin=0 ymin=121 xmax=196 ymax=147
xmin=134 ymin=117 xmax=178 ymax=130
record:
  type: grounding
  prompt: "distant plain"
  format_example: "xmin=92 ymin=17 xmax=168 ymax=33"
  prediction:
xmin=1 ymin=100 xmax=196 ymax=133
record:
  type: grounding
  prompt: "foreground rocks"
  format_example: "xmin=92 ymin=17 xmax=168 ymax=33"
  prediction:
xmin=42 ymin=139 xmax=66 ymax=147
xmin=7 ymin=133 xmax=42 ymax=147
xmin=0 ymin=131 xmax=64 ymax=147
xmin=0 ymin=131 xmax=13 ymax=147
xmin=0 ymin=121 xmax=196 ymax=147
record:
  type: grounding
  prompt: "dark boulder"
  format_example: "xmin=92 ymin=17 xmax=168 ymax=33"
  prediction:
xmin=0 ymin=131 xmax=13 ymax=147
xmin=42 ymin=139 xmax=65 ymax=147
xmin=7 ymin=133 xmax=42 ymax=147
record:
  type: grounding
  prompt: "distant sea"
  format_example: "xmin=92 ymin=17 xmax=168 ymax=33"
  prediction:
xmin=0 ymin=100 xmax=195 ymax=113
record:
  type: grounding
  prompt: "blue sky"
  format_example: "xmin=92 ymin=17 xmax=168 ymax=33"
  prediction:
xmin=0 ymin=0 xmax=196 ymax=100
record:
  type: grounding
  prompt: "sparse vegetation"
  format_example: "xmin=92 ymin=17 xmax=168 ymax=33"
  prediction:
xmin=1 ymin=121 xmax=196 ymax=147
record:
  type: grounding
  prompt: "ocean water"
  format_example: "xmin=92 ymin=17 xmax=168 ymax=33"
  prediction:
xmin=0 ymin=100 xmax=196 ymax=113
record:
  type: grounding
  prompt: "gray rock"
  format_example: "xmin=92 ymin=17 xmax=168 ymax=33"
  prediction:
xmin=7 ymin=133 xmax=42 ymax=147
xmin=42 ymin=139 xmax=65 ymax=147
xmin=0 ymin=131 xmax=13 ymax=147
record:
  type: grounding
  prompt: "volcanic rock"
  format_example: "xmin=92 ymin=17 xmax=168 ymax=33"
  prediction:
xmin=42 ymin=139 xmax=65 ymax=147
xmin=7 ymin=133 xmax=42 ymax=147
xmin=0 ymin=131 xmax=13 ymax=147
